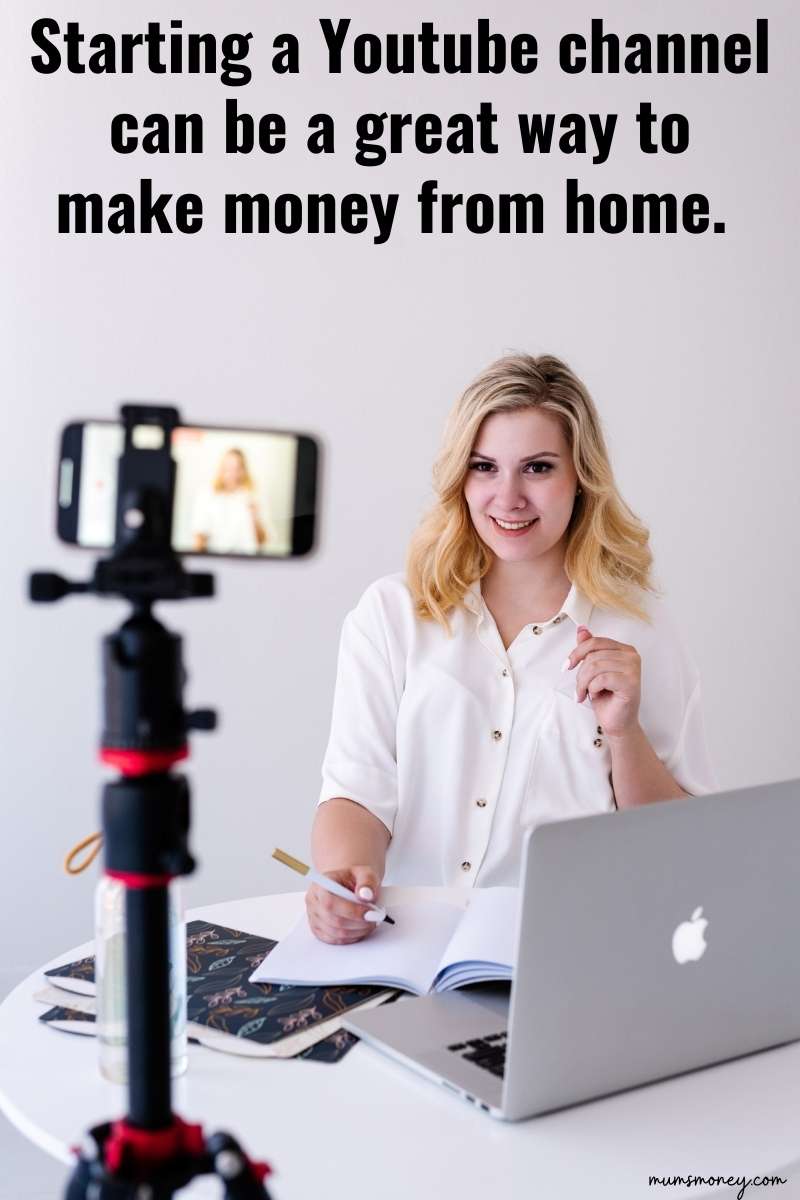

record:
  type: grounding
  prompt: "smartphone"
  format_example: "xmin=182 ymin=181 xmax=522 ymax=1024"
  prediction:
xmin=57 ymin=420 xmax=318 ymax=558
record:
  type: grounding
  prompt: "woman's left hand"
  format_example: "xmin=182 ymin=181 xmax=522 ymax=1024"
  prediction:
xmin=566 ymin=625 xmax=642 ymax=739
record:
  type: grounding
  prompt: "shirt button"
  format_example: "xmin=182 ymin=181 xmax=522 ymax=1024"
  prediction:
xmin=596 ymin=725 xmax=603 ymax=735
xmin=476 ymin=799 xmax=487 ymax=808
xmin=501 ymin=668 xmax=509 ymax=677
xmin=594 ymin=737 xmax=603 ymax=748
xmin=492 ymin=729 xmax=503 ymax=741
xmin=532 ymin=625 xmax=542 ymax=635
xmin=461 ymin=861 xmax=472 ymax=872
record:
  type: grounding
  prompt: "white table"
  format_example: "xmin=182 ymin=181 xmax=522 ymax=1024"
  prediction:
xmin=2 ymin=890 xmax=800 ymax=1200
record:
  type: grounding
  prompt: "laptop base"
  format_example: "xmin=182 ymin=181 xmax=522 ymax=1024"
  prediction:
xmin=344 ymin=990 xmax=509 ymax=1116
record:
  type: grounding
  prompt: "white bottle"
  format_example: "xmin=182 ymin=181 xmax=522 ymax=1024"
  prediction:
xmin=95 ymin=877 xmax=188 ymax=1083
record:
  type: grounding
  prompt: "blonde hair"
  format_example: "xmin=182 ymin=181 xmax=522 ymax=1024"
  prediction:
xmin=406 ymin=354 xmax=654 ymax=627
xmin=213 ymin=447 xmax=254 ymax=493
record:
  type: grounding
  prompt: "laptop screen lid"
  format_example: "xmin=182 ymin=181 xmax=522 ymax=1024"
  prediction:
xmin=503 ymin=778 xmax=800 ymax=1119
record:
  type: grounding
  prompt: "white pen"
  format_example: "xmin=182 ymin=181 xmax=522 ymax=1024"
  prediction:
xmin=272 ymin=848 xmax=395 ymax=925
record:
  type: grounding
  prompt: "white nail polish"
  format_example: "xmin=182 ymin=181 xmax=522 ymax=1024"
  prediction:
xmin=358 ymin=886 xmax=374 ymax=901
xmin=364 ymin=909 xmax=383 ymax=923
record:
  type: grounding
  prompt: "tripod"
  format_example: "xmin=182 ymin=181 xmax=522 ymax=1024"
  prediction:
xmin=31 ymin=405 xmax=272 ymax=1199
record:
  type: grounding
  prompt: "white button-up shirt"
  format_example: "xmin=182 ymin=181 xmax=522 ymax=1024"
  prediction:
xmin=318 ymin=574 xmax=716 ymax=888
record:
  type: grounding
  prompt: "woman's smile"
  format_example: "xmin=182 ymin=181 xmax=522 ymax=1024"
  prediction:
xmin=489 ymin=515 xmax=539 ymax=535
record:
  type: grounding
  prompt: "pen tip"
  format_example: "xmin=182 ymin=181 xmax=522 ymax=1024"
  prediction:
xmin=384 ymin=915 xmax=396 ymax=925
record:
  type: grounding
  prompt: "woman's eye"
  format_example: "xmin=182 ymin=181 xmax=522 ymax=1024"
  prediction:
xmin=468 ymin=460 xmax=554 ymax=475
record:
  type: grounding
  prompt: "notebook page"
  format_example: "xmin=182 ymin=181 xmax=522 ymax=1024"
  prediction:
xmin=249 ymin=900 xmax=464 ymax=996
xmin=433 ymin=887 xmax=519 ymax=989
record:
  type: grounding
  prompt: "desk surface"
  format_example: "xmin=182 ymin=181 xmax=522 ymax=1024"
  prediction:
xmin=2 ymin=890 xmax=800 ymax=1200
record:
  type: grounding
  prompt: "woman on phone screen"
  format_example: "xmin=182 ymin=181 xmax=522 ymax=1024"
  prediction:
xmin=191 ymin=447 xmax=268 ymax=555
xmin=307 ymin=354 xmax=716 ymax=944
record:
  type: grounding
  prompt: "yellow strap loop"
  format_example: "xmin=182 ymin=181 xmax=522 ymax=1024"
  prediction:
xmin=64 ymin=831 xmax=103 ymax=875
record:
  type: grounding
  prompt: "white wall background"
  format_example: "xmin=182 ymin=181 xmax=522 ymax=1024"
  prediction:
xmin=1 ymin=0 xmax=798 ymax=995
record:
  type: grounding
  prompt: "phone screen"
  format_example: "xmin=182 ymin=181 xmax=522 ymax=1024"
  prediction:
xmin=61 ymin=421 xmax=317 ymax=558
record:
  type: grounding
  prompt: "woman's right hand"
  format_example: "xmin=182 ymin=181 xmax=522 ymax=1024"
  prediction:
xmin=305 ymin=866 xmax=383 ymax=945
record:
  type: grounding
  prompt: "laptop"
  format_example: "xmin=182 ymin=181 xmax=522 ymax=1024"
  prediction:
xmin=344 ymin=778 xmax=800 ymax=1120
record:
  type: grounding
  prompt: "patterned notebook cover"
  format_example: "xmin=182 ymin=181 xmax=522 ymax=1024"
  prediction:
xmin=45 ymin=955 xmax=95 ymax=994
xmin=184 ymin=920 xmax=385 ymax=1061
xmin=42 ymin=920 xmax=387 ymax=1063
xmin=39 ymin=1006 xmax=96 ymax=1034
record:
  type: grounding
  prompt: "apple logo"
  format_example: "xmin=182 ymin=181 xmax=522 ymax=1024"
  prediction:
xmin=671 ymin=907 xmax=708 ymax=964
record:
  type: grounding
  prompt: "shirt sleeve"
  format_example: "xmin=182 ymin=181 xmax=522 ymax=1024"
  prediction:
xmin=258 ymin=503 xmax=280 ymax=554
xmin=318 ymin=592 xmax=402 ymax=835
xmin=663 ymin=679 xmax=718 ymax=797
xmin=191 ymin=489 xmax=212 ymax=537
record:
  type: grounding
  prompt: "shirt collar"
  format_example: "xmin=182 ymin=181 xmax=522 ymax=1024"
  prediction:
xmin=463 ymin=580 xmax=483 ymax=617
xmin=462 ymin=578 xmax=594 ymax=628
xmin=561 ymin=583 xmax=594 ymax=629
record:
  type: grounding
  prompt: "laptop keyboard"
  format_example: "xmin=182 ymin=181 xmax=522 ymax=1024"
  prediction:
xmin=447 ymin=1031 xmax=507 ymax=1079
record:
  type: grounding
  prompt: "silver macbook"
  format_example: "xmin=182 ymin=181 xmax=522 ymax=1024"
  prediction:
xmin=344 ymin=778 xmax=800 ymax=1120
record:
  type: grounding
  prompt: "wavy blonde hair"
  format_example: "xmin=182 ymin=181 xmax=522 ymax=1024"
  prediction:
xmin=407 ymin=354 xmax=654 ymax=627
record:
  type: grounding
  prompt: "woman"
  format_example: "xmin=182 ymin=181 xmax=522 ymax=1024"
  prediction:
xmin=307 ymin=354 xmax=715 ymax=944
xmin=191 ymin=447 xmax=268 ymax=554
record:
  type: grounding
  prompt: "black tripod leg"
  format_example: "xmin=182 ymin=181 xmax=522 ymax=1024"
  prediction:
xmin=65 ymin=1157 xmax=93 ymax=1200
xmin=207 ymin=1132 xmax=272 ymax=1199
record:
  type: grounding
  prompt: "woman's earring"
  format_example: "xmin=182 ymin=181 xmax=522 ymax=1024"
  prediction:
xmin=575 ymin=487 xmax=582 ymax=497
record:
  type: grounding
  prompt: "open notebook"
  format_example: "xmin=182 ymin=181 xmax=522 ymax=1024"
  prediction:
xmin=250 ymin=888 xmax=518 ymax=996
